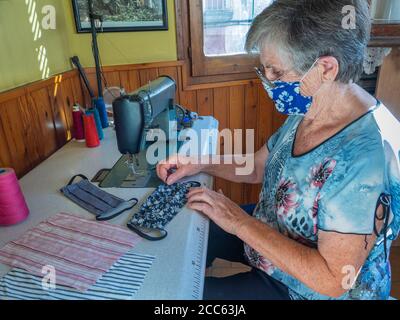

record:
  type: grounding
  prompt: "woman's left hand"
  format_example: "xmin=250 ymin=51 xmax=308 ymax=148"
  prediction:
xmin=187 ymin=187 xmax=253 ymax=236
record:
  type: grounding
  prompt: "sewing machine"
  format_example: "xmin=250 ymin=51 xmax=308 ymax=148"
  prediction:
xmin=99 ymin=76 xmax=194 ymax=188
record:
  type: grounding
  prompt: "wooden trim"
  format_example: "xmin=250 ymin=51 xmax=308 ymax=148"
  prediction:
xmin=180 ymin=60 xmax=259 ymax=89
xmin=184 ymin=77 xmax=260 ymax=92
xmin=175 ymin=0 xmax=187 ymax=61
xmin=0 ymin=69 xmax=78 ymax=103
xmin=81 ymin=59 xmax=259 ymax=91
xmin=372 ymin=24 xmax=400 ymax=38
xmin=25 ymin=71 xmax=77 ymax=93
xmin=370 ymin=24 xmax=400 ymax=47
xmin=84 ymin=61 xmax=185 ymax=74
xmin=369 ymin=37 xmax=400 ymax=47
xmin=0 ymin=87 xmax=26 ymax=104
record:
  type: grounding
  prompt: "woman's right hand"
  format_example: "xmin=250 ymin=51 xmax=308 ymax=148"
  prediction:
xmin=156 ymin=154 xmax=204 ymax=185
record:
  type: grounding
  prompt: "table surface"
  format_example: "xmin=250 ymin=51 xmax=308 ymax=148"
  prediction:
xmin=0 ymin=116 xmax=219 ymax=300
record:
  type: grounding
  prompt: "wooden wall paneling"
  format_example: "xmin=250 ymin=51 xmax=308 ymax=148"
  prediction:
xmin=87 ymin=72 xmax=99 ymax=98
xmin=179 ymin=89 xmax=197 ymax=112
xmin=70 ymin=74 xmax=85 ymax=107
xmin=83 ymin=70 xmax=125 ymax=107
xmin=213 ymin=87 xmax=230 ymax=141
xmin=48 ymin=80 xmax=67 ymax=147
xmin=257 ymin=83 xmax=274 ymax=150
xmin=158 ymin=66 xmax=181 ymax=103
xmin=213 ymin=87 xmax=231 ymax=198
xmin=178 ymin=67 xmax=197 ymax=112
xmin=196 ymin=89 xmax=214 ymax=116
xmin=0 ymin=118 xmax=12 ymax=168
xmin=0 ymin=99 xmax=25 ymax=175
xmin=229 ymin=86 xmax=245 ymax=130
xmin=0 ymin=98 xmax=35 ymax=176
xmin=17 ymin=95 xmax=43 ymax=171
xmin=27 ymin=88 xmax=58 ymax=159
xmin=48 ymin=76 xmax=74 ymax=147
xmin=0 ymin=87 xmax=26 ymax=105
xmin=103 ymin=71 xmax=121 ymax=89
xmin=376 ymin=48 xmax=400 ymax=120
xmin=243 ymin=82 xmax=258 ymax=152
xmin=158 ymin=67 xmax=179 ymax=82
xmin=139 ymin=68 xmax=159 ymax=87
xmin=197 ymin=88 xmax=219 ymax=190
xmin=229 ymin=85 xmax=245 ymax=205
xmin=81 ymin=72 xmax=99 ymax=108
xmin=244 ymin=81 xmax=262 ymax=205
xmin=119 ymin=70 xmax=140 ymax=93
xmin=119 ymin=71 xmax=129 ymax=93
xmin=79 ymin=77 xmax=91 ymax=108
xmin=85 ymin=61 xmax=183 ymax=74
xmin=61 ymin=77 xmax=76 ymax=138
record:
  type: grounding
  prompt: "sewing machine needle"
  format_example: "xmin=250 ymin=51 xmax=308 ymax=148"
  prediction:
xmin=126 ymin=154 xmax=137 ymax=175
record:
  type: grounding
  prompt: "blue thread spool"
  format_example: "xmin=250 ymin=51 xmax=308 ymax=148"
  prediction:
xmin=95 ymin=97 xmax=109 ymax=129
xmin=86 ymin=108 xmax=104 ymax=140
xmin=0 ymin=169 xmax=5 ymax=174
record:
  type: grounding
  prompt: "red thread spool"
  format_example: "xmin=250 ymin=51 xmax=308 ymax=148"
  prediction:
xmin=0 ymin=168 xmax=30 ymax=226
xmin=72 ymin=107 xmax=85 ymax=141
xmin=83 ymin=114 xmax=100 ymax=148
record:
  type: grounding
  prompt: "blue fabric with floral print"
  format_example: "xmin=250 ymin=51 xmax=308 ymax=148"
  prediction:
xmin=244 ymin=103 xmax=400 ymax=300
xmin=262 ymin=81 xmax=313 ymax=115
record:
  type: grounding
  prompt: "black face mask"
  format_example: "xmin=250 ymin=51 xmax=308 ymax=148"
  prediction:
xmin=127 ymin=181 xmax=201 ymax=241
xmin=61 ymin=175 xmax=138 ymax=221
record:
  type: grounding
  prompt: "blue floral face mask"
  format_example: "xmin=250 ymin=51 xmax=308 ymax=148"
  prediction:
xmin=257 ymin=59 xmax=319 ymax=116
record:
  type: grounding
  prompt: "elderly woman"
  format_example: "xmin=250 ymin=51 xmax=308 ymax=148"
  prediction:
xmin=157 ymin=0 xmax=400 ymax=300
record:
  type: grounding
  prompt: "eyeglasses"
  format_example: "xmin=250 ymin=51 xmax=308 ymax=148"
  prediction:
xmin=254 ymin=66 xmax=277 ymax=88
xmin=254 ymin=64 xmax=296 ymax=89
xmin=255 ymin=64 xmax=288 ymax=88
xmin=255 ymin=59 xmax=320 ymax=89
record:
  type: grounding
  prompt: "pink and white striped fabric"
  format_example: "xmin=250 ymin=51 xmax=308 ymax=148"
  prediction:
xmin=0 ymin=213 xmax=141 ymax=292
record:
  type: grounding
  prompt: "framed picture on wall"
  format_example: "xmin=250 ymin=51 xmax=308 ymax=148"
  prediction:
xmin=72 ymin=0 xmax=168 ymax=33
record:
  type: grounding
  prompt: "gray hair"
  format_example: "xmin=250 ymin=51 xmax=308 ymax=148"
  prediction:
xmin=246 ymin=0 xmax=371 ymax=83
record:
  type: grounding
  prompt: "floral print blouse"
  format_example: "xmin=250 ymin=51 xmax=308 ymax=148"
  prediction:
xmin=244 ymin=103 xmax=400 ymax=300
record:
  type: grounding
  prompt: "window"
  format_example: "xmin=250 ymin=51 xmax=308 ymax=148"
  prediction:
xmin=369 ymin=0 xmax=400 ymax=46
xmin=180 ymin=0 xmax=273 ymax=80
xmin=203 ymin=0 xmax=273 ymax=57
xmin=370 ymin=0 xmax=400 ymax=23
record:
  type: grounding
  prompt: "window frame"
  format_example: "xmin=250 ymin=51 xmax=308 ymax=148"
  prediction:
xmin=175 ymin=0 xmax=259 ymax=87
xmin=188 ymin=0 xmax=259 ymax=77
xmin=370 ymin=24 xmax=400 ymax=46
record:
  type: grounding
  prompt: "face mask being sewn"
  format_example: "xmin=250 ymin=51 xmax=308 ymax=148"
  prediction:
xmin=61 ymin=175 xmax=138 ymax=221
xmin=261 ymin=59 xmax=320 ymax=116
xmin=128 ymin=181 xmax=201 ymax=241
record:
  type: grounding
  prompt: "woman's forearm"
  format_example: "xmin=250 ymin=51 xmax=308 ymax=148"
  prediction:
xmin=236 ymin=218 xmax=347 ymax=298
xmin=200 ymin=155 xmax=261 ymax=184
